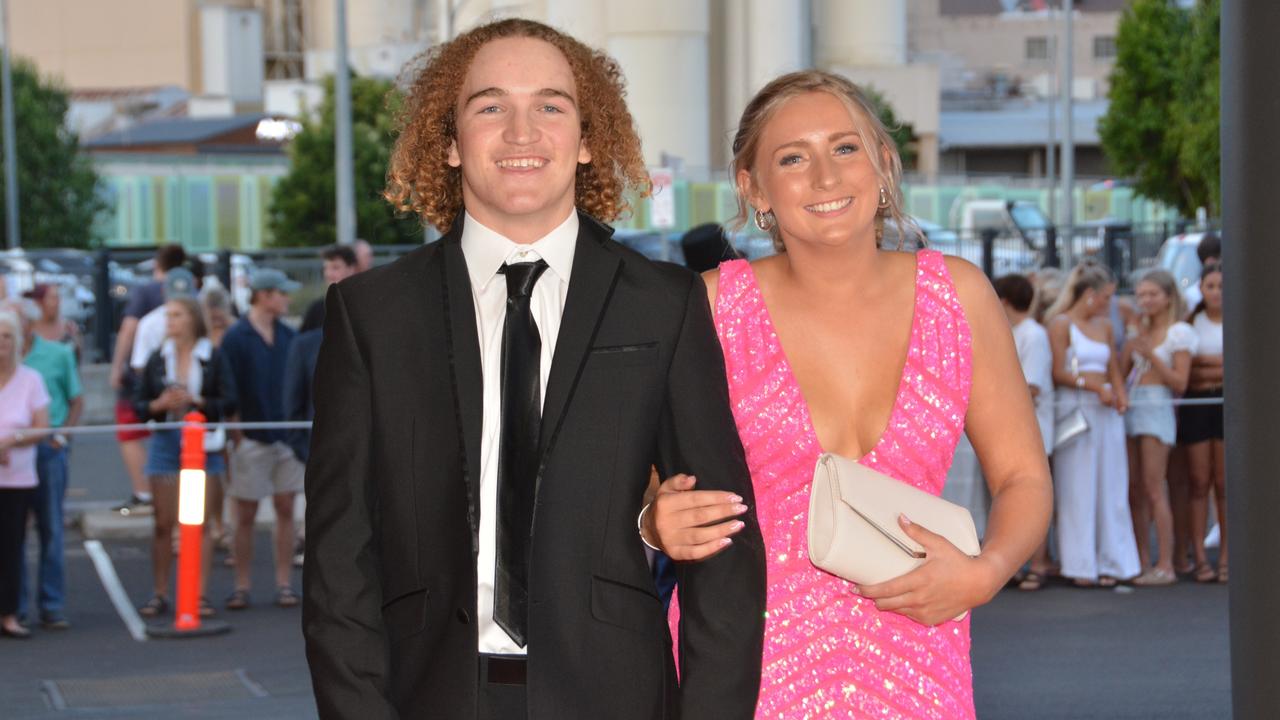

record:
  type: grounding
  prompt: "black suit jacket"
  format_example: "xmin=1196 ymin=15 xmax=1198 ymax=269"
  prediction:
xmin=303 ymin=212 xmax=766 ymax=719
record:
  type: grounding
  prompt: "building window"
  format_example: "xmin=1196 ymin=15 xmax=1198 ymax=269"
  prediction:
xmin=1094 ymin=36 xmax=1117 ymax=60
xmin=1026 ymin=36 xmax=1049 ymax=61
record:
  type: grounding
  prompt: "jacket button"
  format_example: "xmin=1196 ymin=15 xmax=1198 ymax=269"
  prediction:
xmin=456 ymin=607 xmax=470 ymax=624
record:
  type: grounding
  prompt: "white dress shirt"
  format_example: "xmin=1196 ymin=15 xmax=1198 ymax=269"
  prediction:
xmin=1013 ymin=317 xmax=1055 ymax=456
xmin=460 ymin=209 xmax=579 ymax=654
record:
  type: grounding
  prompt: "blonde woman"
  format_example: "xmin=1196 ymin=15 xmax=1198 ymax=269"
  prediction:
xmin=1121 ymin=270 xmax=1195 ymax=586
xmin=132 ymin=298 xmax=237 ymax=617
xmin=648 ymin=71 xmax=1052 ymax=718
xmin=1046 ymin=262 xmax=1141 ymax=588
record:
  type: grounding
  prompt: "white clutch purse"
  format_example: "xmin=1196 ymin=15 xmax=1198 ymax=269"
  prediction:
xmin=807 ymin=453 xmax=981 ymax=620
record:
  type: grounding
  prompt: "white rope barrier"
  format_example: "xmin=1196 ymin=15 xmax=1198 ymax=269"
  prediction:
xmin=4 ymin=396 xmax=1225 ymax=438
xmin=7 ymin=420 xmax=312 ymax=437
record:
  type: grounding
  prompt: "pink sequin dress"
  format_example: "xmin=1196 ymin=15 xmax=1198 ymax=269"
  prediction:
xmin=671 ymin=250 xmax=975 ymax=719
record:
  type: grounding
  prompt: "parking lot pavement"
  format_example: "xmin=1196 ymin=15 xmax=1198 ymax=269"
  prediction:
xmin=29 ymin=431 xmax=1228 ymax=719
xmin=4 ymin=524 xmax=1231 ymax=719
xmin=3 ymin=530 xmax=317 ymax=720
xmin=971 ymin=574 xmax=1231 ymax=719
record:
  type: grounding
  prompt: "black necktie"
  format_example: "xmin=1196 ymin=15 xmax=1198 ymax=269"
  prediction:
xmin=494 ymin=259 xmax=549 ymax=648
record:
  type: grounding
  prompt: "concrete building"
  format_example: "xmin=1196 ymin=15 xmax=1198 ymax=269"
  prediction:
xmin=911 ymin=0 xmax=1126 ymax=101
xmin=8 ymin=0 xmax=266 ymax=112
xmin=908 ymin=0 xmax=1128 ymax=181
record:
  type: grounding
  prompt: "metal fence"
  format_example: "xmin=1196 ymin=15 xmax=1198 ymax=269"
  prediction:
xmin=15 ymin=217 xmax=1209 ymax=365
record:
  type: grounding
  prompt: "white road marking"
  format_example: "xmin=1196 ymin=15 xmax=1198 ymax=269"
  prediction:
xmin=84 ymin=540 xmax=148 ymax=642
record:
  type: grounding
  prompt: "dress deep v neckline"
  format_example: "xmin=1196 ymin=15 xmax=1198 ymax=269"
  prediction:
xmin=743 ymin=254 xmax=922 ymax=463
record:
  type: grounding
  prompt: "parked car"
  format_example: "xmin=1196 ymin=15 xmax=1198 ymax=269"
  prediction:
xmin=196 ymin=252 xmax=256 ymax=315
xmin=1155 ymin=231 xmax=1217 ymax=307
xmin=883 ymin=216 xmax=1035 ymax=277
xmin=0 ymin=250 xmax=96 ymax=319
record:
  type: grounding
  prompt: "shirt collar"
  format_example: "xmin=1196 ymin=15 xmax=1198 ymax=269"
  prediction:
xmin=460 ymin=209 xmax=579 ymax=292
xmin=161 ymin=337 xmax=213 ymax=362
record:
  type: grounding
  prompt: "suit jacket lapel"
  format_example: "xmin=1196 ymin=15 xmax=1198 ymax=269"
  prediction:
xmin=539 ymin=213 xmax=622 ymax=461
xmin=440 ymin=217 xmax=484 ymax=552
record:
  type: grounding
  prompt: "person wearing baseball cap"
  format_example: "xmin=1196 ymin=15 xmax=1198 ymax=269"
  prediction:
xmin=249 ymin=268 xmax=302 ymax=295
xmin=219 ymin=267 xmax=304 ymax=610
xmin=129 ymin=267 xmax=200 ymax=375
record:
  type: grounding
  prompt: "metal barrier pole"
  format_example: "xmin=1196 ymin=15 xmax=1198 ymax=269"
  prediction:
xmin=1223 ymin=3 xmax=1280 ymax=716
xmin=216 ymin=249 xmax=232 ymax=299
xmin=93 ymin=249 xmax=113 ymax=364
xmin=980 ymin=228 xmax=996 ymax=278
xmin=1044 ymin=225 xmax=1060 ymax=269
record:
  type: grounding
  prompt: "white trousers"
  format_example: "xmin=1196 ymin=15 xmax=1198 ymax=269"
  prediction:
xmin=1052 ymin=388 xmax=1142 ymax=581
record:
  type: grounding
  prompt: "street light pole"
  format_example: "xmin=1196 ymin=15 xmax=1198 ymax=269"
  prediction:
xmin=334 ymin=0 xmax=355 ymax=246
xmin=1046 ymin=27 xmax=1056 ymax=225
xmin=1060 ymin=0 xmax=1075 ymax=265
xmin=1 ymin=0 xmax=21 ymax=250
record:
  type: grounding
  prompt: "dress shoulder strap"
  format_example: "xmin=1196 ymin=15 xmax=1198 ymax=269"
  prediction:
xmin=712 ymin=258 xmax=752 ymax=318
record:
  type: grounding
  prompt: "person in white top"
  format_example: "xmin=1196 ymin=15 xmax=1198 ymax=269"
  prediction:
xmin=994 ymin=274 xmax=1056 ymax=590
xmin=1178 ymin=261 xmax=1226 ymax=582
xmin=1046 ymin=262 xmax=1141 ymax=587
xmin=1120 ymin=269 xmax=1196 ymax=586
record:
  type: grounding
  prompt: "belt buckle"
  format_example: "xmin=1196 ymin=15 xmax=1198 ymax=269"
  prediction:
xmin=484 ymin=655 xmax=527 ymax=686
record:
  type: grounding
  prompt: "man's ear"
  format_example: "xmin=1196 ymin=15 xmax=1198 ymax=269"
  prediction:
xmin=448 ymin=138 xmax=461 ymax=168
xmin=578 ymin=137 xmax=592 ymax=165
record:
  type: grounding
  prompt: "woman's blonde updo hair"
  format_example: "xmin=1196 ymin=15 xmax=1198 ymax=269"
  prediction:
xmin=729 ymin=70 xmax=919 ymax=252
xmin=1044 ymin=260 xmax=1115 ymax=320
xmin=385 ymin=18 xmax=651 ymax=232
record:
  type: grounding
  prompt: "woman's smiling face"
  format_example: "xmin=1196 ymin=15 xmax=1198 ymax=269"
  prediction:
xmin=740 ymin=91 xmax=884 ymax=251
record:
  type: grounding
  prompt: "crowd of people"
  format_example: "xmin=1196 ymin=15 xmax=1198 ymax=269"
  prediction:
xmin=995 ymin=233 xmax=1226 ymax=591
xmin=0 ymin=240 xmax=369 ymax=637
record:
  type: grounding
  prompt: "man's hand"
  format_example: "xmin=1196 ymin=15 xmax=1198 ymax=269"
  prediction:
xmin=856 ymin=515 xmax=1002 ymax=627
xmin=646 ymin=474 xmax=748 ymax=561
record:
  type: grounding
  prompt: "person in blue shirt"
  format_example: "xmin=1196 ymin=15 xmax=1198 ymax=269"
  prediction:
xmin=218 ymin=269 xmax=303 ymax=611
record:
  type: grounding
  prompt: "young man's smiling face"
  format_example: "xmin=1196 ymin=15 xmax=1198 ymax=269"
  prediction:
xmin=449 ymin=36 xmax=592 ymax=243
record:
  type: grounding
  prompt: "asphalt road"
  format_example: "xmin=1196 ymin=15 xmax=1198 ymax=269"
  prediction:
xmin=0 ymin=433 xmax=1232 ymax=719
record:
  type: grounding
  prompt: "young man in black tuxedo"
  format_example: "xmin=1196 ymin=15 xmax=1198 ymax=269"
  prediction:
xmin=303 ymin=18 xmax=765 ymax=720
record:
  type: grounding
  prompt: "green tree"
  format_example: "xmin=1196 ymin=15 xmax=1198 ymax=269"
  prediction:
xmin=864 ymin=86 xmax=917 ymax=168
xmin=267 ymin=74 xmax=422 ymax=246
xmin=1100 ymin=0 xmax=1219 ymax=217
xmin=1172 ymin=0 xmax=1220 ymax=215
xmin=0 ymin=59 xmax=104 ymax=249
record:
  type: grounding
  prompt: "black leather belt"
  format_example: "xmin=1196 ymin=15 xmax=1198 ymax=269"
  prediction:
xmin=479 ymin=654 xmax=527 ymax=686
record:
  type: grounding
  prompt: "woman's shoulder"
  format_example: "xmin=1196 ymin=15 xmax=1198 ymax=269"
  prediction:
xmin=930 ymin=252 xmax=1003 ymax=324
xmin=15 ymin=365 xmax=50 ymax=403
xmin=14 ymin=364 xmax=43 ymax=385
xmin=1168 ymin=321 xmax=1198 ymax=347
xmin=936 ymin=252 xmax=986 ymax=290
xmin=1085 ymin=314 xmax=1114 ymax=336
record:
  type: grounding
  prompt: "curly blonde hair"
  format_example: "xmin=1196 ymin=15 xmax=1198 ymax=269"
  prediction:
xmin=385 ymin=18 xmax=651 ymax=232
xmin=729 ymin=70 xmax=919 ymax=252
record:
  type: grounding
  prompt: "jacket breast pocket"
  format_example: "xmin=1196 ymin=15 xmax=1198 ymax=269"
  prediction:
xmin=590 ymin=575 xmax=661 ymax=634
xmin=588 ymin=342 xmax=658 ymax=370
xmin=381 ymin=587 xmax=429 ymax=641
